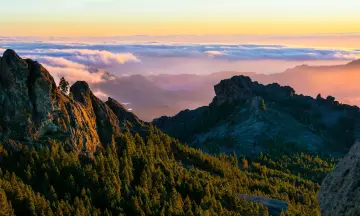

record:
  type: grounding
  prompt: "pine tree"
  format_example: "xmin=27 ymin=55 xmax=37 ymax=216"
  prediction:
xmin=0 ymin=188 xmax=14 ymax=216
xmin=59 ymin=77 xmax=69 ymax=94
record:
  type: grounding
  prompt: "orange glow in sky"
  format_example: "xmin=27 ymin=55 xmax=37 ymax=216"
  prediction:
xmin=1 ymin=0 xmax=360 ymax=37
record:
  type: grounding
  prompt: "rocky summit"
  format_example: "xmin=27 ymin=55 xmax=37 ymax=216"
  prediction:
xmin=0 ymin=49 xmax=147 ymax=153
xmin=154 ymin=75 xmax=360 ymax=156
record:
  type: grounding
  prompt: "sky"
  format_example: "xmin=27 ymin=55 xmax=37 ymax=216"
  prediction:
xmin=1 ymin=0 xmax=360 ymax=36
xmin=1 ymin=0 xmax=360 ymax=83
xmin=1 ymin=1 xmax=360 ymax=111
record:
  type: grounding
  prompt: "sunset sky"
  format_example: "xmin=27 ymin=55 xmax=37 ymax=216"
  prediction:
xmin=1 ymin=0 xmax=360 ymax=78
xmin=1 ymin=0 xmax=360 ymax=36
xmin=1 ymin=1 xmax=360 ymax=107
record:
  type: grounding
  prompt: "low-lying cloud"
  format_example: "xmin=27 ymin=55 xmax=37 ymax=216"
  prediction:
xmin=2 ymin=40 xmax=360 ymax=62
xmin=19 ymin=48 xmax=140 ymax=68
xmin=0 ymin=45 xmax=140 ymax=85
xmin=45 ymin=49 xmax=140 ymax=67
xmin=42 ymin=63 xmax=106 ymax=85
xmin=40 ymin=56 xmax=87 ymax=69
xmin=1 ymin=39 xmax=360 ymax=80
xmin=92 ymin=90 xmax=109 ymax=100
xmin=205 ymin=50 xmax=226 ymax=57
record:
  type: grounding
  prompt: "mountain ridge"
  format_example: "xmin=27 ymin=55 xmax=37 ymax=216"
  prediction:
xmin=78 ymin=58 xmax=360 ymax=121
xmin=0 ymin=49 xmax=147 ymax=153
xmin=154 ymin=75 xmax=360 ymax=155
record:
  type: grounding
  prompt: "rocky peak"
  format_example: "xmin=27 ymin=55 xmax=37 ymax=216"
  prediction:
xmin=212 ymin=76 xmax=257 ymax=105
xmin=0 ymin=49 xmax=144 ymax=153
xmin=71 ymin=81 xmax=91 ymax=93
xmin=0 ymin=49 xmax=29 ymax=89
xmin=70 ymin=81 xmax=93 ymax=108
xmin=212 ymin=75 xmax=294 ymax=106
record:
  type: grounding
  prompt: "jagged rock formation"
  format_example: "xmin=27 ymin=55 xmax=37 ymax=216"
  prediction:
xmin=319 ymin=141 xmax=360 ymax=216
xmin=0 ymin=49 xmax=147 ymax=153
xmin=154 ymin=75 xmax=360 ymax=155
xmin=212 ymin=76 xmax=295 ymax=106
xmin=105 ymin=97 xmax=146 ymax=133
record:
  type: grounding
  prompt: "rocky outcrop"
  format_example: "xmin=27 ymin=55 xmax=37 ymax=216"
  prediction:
xmin=154 ymin=75 xmax=360 ymax=155
xmin=0 ymin=49 xmax=144 ymax=153
xmin=319 ymin=141 xmax=360 ymax=216
xmin=213 ymin=76 xmax=257 ymax=105
xmin=212 ymin=75 xmax=295 ymax=106
xmin=105 ymin=97 xmax=147 ymax=132
xmin=70 ymin=81 xmax=121 ymax=146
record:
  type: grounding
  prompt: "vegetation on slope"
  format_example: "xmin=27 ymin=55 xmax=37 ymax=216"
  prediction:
xmin=0 ymin=126 xmax=337 ymax=215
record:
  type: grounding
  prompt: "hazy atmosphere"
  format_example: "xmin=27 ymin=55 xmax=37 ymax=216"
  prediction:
xmin=1 ymin=1 xmax=360 ymax=215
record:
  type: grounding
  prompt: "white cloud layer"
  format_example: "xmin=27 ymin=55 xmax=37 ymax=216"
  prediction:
xmin=34 ymin=49 xmax=140 ymax=68
xmin=1 ymin=40 xmax=360 ymax=83
xmin=205 ymin=50 xmax=226 ymax=57
xmin=40 ymin=56 xmax=87 ymax=69
xmin=0 ymin=46 xmax=140 ymax=86
xmin=42 ymin=63 xmax=106 ymax=85
xmin=3 ymin=42 xmax=359 ymax=62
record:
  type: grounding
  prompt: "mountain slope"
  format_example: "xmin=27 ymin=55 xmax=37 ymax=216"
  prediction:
xmin=154 ymin=75 xmax=360 ymax=155
xmin=0 ymin=49 xmax=336 ymax=215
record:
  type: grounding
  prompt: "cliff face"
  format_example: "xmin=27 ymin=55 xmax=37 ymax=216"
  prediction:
xmin=319 ymin=141 xmax=360 ymax=216
xmin=0 ymin=49 xmax=146 ymax=153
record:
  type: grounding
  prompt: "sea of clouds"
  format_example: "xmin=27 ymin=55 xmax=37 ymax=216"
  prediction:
xmin=1 ymin=37 xmax=360 ymax=86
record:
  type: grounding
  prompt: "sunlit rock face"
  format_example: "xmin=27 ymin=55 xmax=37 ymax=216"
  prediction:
xmin=0 ymin=49 xmax=146 ymax=153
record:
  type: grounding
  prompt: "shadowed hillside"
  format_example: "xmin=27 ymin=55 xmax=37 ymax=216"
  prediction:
xmin=154 ymin=75 xmax=360 ymax=155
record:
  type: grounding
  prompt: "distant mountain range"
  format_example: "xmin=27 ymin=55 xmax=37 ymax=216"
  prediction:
xmin=87 ymin=59 xmax=360 ymax=121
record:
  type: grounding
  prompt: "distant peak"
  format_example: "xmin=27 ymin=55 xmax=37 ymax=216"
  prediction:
xmin=296 ymin=64 xmax=309 ymax=68
xmin=346 ymin=59 xmax=360 ymax=66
